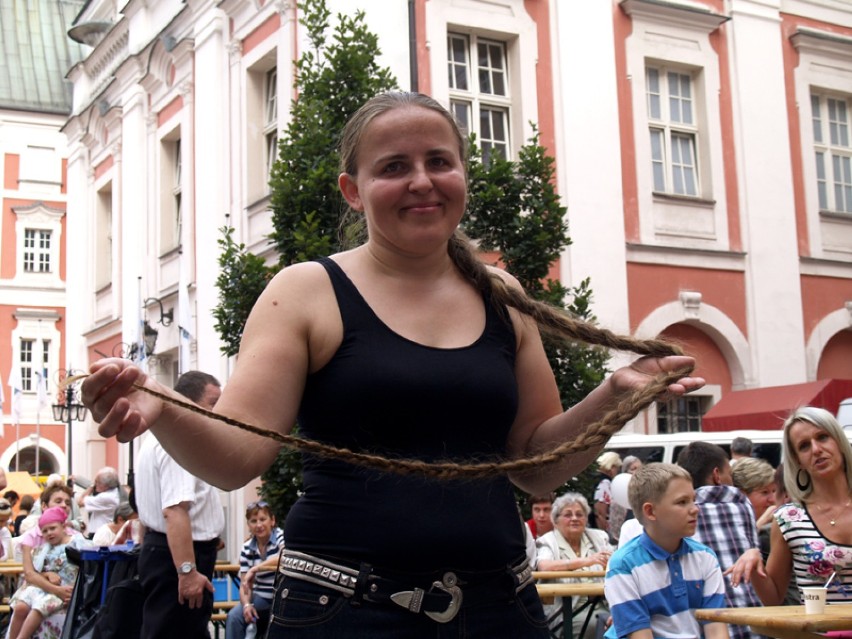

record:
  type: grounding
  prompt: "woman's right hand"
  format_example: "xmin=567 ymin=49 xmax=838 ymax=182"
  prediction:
xmin=591 ymin=550 xmax=612 ymax=567
xmin=81 ymin=359 xmax=165 ymax=443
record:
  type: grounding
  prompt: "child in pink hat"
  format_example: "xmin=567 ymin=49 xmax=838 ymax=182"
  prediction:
xmin=8 ymin=507 xmax=85 ymax=639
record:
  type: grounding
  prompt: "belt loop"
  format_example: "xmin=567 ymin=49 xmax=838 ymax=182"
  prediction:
xmin=351 ymin=562 xmax=373 ymax=607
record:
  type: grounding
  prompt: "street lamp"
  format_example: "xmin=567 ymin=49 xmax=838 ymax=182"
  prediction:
xmin=51 ymin=371 xmax=87 ymax=479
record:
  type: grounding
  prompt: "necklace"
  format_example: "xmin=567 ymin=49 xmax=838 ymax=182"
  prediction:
xmin=813 ymin=497 xmax=852 ymax=526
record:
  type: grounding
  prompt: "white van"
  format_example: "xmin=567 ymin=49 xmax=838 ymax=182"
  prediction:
xmin=604 ymin=430 xmax=784 ymax=468
xmin=839 ymin=398 xmax=852 ymax=429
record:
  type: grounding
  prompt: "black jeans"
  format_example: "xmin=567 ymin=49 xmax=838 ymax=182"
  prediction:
xmin=138 ymin=530 xmax=219 ymax=639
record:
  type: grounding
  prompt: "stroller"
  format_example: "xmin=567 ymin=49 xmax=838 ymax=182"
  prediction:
xmin=60 ymin=544 xmax=142 ymax=639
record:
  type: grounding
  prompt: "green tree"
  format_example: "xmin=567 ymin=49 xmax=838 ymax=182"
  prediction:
xmin=267 ymin=0 xmax=396 ymax=268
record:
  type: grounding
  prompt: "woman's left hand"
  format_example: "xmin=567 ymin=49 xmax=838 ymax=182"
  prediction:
xmin=726 ymin=548 xmax=766 ymax=587
xmin=611 ymin=355 xmax=704 ymax=398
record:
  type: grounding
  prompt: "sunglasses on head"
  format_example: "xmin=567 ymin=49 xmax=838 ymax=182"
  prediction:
xmin=246 ymin=500 xmax=269 ymax=513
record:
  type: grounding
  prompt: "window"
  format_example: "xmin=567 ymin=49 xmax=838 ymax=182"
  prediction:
xmin=812 ymin=92 xmax=852 ymax=213
xmin=19 ymin=339 xmax=49 ymax=392
xmin=173 ymin=140 xmax=182 ymax=244
xmin=159 ymin=136 xmax=181 ymax=252
xmin=657 ymin=396 xmax=704 ymax=433
xmin=20 ymin=339 xmax=33 ymax=391
xmin=647 ymin=66 xmax=699 ymax=196
xmin=447 ymin=33 xmax=510 ymax=163
xmin=264 ymin=68 xmax=278 ymax=180
xmin=23 ymin=229 xmax=52 ymax=273
xmin=95 ymin=183 xmax=113 ymax=290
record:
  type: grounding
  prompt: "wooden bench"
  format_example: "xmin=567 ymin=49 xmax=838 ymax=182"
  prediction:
xmin=210 ymin=600 xmax=238 ymax=639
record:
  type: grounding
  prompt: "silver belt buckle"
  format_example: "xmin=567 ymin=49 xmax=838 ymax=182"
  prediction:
xmin=390 ymin=571 xmax=462 ymax=623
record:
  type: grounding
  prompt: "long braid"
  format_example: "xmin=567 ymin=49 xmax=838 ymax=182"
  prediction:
xmin=83 ymin=237 xmax=686 ymax=480
xmin=447 ymin=231 xmax=682 ymax=358
xmin=103 ymin=92 xmax=692 ymax=480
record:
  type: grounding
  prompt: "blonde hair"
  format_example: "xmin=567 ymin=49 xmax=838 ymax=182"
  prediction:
xmin=628 ymin=463 xmax=692 ymax=525
xmin=783 ymin=406 xmax=852 ymax=503
xmin=597 ymin=451 xmax=622 ymax=471
xmin=732 ymin=457 xmax=775 ymax=494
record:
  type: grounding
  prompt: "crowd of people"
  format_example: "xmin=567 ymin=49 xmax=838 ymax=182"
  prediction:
xmin=12 ymin=405 xmax=843 ymax=639
xmin=527 ymin=406 xmax=852 ymax=639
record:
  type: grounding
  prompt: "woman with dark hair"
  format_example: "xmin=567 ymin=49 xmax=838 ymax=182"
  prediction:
xmin=80 ymin=91 xmax=702 ymax=638
xmin=731 ymin=406 xmax=852 ymax=617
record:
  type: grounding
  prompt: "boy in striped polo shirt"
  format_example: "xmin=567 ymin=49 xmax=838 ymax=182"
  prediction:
xmin=604 ymin=463 xmax=729 ymax=639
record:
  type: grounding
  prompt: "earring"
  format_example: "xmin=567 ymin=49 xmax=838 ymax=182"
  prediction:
xmin=796 ymin=468 xmax=811 ymax=492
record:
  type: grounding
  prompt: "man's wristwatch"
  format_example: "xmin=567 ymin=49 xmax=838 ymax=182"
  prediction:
xmin=177 ymin=561 xmax=196 ymax=575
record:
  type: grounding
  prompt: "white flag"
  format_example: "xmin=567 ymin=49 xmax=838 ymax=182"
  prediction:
xmin=136 ymin=319 xmax=148 ymax=373
xmin=36 ymin=367 xmax=49 ymax=412
xmin=178 ymin=239 xmax=194 ymax=375
xmin=8 ymin=366 xmax=22 ymax=425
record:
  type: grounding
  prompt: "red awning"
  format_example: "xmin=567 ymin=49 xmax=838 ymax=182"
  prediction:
xmin=701 ymin=378 xmax=852 ymax=431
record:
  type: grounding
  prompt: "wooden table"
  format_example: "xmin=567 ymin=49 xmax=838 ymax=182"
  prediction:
xmin=536 ymin=582 xmax=606 ymax=639
xmin=696 ymin=604 xmax=852 ymax=639
xmin=534 ymin=570 xmax=606 ymax=581
xmin=0 ymin=562 xmax=23 ymax=601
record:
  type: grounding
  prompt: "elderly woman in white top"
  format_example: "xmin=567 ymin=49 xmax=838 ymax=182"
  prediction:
xmin=536 ymin=492 xmax=613 ymax=639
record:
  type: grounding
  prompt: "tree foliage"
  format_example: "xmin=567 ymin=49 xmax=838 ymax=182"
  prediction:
xmin=212 ymin=0 xmax=609 ymax=522
xmin=267 ymin=0 xmax=396 ymax=268
xmin=213 ymin=226 xmax=274 ymax=358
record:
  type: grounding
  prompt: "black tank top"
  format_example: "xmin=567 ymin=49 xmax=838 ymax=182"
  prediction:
xmin=283 ymin=257 xmax=526 ymax=572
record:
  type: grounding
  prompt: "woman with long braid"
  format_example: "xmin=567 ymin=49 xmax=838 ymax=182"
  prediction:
xmin=81 ymin=92 xmax=703 ymax=638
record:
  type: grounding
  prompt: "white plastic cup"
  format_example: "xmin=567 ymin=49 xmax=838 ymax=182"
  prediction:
xmin=803 ymin=586 xmax=827 ymax=614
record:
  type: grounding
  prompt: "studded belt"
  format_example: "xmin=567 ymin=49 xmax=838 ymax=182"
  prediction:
xmin=279 ymin=549 xmax=534 ymax=623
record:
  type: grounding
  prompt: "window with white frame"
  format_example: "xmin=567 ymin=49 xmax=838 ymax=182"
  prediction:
xmin=173 ymin=141 xmax=182 ymax=242
xmin=159 ymin=136 xmax=181 ymax=252
xmin=23 ymin=229 xmax=52 ymax=273
xmin=19 ymin=338 xmax=49 ymax=392
xmin=95 ymin=183 xmax=113 ymax=290
xmin=647 ymin=66 xmax=700 ymax=197
xmin=812 ymin=92 xmax=852 ymax=214
xmin=265 ymin=67 xmax=278 ymax=180
xmin=447 ymin=32 xmax=510 ymax=163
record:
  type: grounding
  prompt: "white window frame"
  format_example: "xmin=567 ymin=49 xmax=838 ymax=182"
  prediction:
xmin=12 ymin=203 xmax=63 ymax=286
xmin=447 ymin=32 xmax=511 ymax=163
xmin=425 ymin=0 xmax=539 ymax=163
xmin=158 ymin=131 xmax=182 ymax=255
xmin=241 ymin=40 xmax=279 ymax=256
xmin=791 ymin=26 xmax=852 ymax=261
xmin=95 ymin=181 xmax=113 ymax=292
xmin=811 ymin=91 xmax=852 ymax=214
xmin=19 ymin=338 xmax=50 ymax=393
xmin=23 ymin=229 xmax=53 ymax=274
xmin=622 ymin=0 xmax=730 ymax=250
xmin=646 ymin=65 xmax=700 ymax=197
xmin=264 ymin=67 xmax=278 ymax=180
xmin=10 ymin=311 xmax=60 ymax=422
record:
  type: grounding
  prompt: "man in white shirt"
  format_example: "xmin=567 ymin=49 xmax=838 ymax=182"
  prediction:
xmin=77 ymin=466 xmax=122 ymax=537
xmin=135 ymin=371 xmax=225 ymax=639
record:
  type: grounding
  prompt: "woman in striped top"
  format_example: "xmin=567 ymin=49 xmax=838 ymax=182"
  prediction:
xmin=732 ymin=407 xmax=852 ymax=616
xmin=226 ymin=501 xmax=285 ymax=639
